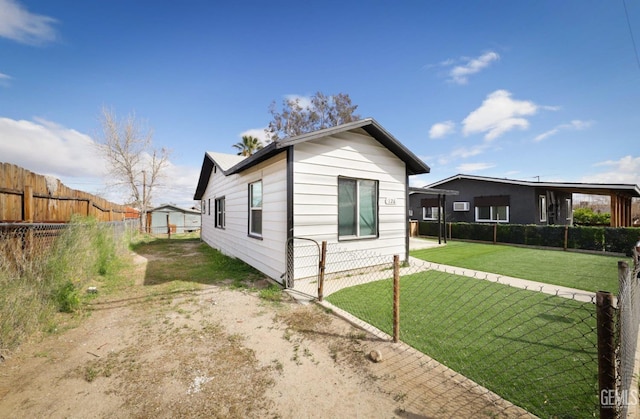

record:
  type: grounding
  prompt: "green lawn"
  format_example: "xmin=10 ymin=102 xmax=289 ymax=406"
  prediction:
xmin=411 ymin=240 xmax=627 ymax=293
xmin=326 ymin=272 xmax=599 ymax=417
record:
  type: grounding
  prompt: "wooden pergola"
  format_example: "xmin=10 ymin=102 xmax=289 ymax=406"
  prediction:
xmin=550 ymin=184 xmax=640 ymax=227
xmin=409 ymin=187 xmax=459 ymax=244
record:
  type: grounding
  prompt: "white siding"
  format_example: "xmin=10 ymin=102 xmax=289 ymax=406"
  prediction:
xmin=201 ymin=153 xmax=287 ymax=281
xmin=292 ymin=131 xmax=407 ymax=279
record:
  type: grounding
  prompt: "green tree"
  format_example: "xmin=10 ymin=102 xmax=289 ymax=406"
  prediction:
xmin=573 ymin=207 xmax=611 ymax=225
xmin=232 ymin=135 xmax=264 ymax=156
xmin=266 ymin=92 xmax=360 ymax=142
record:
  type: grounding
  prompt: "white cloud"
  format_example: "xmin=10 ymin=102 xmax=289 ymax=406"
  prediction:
xmin=462 ymin=90 xmax=542 ymax=140
xmin=533 ymin=119 xmax=593 ymax=142
xmin=0 ymin=72 xmax=10 ymax=87
xmin=0 ymin=0 xmax=58 ymax=44
xmin=429 ymin=120 xmax=456 ymax=139
xmin=0 ymin=116 xmax=200 ymax=207
xmin=582 ymin=155 xmax=640 ymax=185
xmin=449 ymin=51 xmax=500 ymax=85
xmin=450 ymin=144 xmax=488 ymax=159
xmin=0 ymin=117 xmax=106 ymax=177
xmin=456 ymin=162 xmax=495 ymax=173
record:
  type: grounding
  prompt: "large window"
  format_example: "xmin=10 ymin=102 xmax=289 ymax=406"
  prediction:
xmin=215 ymin=197 xmax=225 ymax=229
xmin=249 ymin=181 xmax=262 ymax=237
xmin=474 ymin=195 xmax=509 ymax=223
xmin=338 ymin=177 xmax=378 ymax=239
xmin=475 ymin=205 xmax=509 ymax=222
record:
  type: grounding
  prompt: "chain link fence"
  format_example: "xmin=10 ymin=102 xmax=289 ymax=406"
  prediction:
xmin=616 ymin=246 xmax=640 ymax=418
xmin=285 ymin=237 xmax=640 ymax=417
xmin=0 ymin=220 xmax=137 ymax=276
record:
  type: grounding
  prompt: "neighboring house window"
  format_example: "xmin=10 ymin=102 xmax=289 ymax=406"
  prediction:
xmin=474 ymin=195 xmax=509 ymax=223
xmin=338 ymin=177 xmax=378 ymax=239
xmin=539 ymin=195 xmax=547 ymax=222
xmin=249 ymin=181 xmax=262 ymax=237
xmin=215 ymin=197 xmax=225 ymax=229
xmin=420 ymin=197 xmax=440 ymax=221
xmin=423 ymin=206 xmax=440 ymax=221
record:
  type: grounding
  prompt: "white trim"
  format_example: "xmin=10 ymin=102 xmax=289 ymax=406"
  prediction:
xmin=539 ymin=195 xmax=547 ymax=222
xmin=453 ymin=201 xmax=470 ymax=211
xmin=422 ymin=206 xmax=439 ymax=221
xmin=475 ymin=205 xmax=509 ymax=223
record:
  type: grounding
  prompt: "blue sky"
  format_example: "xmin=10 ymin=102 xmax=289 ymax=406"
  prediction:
xmin=1 ymin=0 xmax=639 ymax=207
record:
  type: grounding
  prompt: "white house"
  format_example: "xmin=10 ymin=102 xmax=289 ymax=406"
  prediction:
xmin=193 ymin=118 xmax=430 ymax=285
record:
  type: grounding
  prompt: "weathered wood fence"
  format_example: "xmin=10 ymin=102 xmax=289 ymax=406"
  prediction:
xmin=0 ymin=162 xmax=126 ymax=222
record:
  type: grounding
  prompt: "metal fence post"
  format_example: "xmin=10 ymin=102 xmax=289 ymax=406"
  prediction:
xmin=318 ymin=241 xmax=326 ymax=301
xmin=393 ymin=255 xmax=400 ymax=343
xmin=596 ymin=290 xmax=616 ymax=419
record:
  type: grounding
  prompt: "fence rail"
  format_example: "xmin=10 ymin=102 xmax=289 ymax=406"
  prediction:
xmin=0 ymin=162 xmax=128 ymax=222
xmin=287 ymin=238 xmax=640 ymax=417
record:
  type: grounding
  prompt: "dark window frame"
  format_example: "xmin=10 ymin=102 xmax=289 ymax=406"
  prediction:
xmin=215 ymin=197 xmax=225 ymax=229
xmin=338 ymin=176 xmax=379 ymax=241
xmin=248 ymin=180 xmax=263 ymax=238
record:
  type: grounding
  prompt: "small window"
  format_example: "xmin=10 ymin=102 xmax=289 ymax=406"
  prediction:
xmin=201 ymin=200 xmax=206 ymax=214
xmin=208 ymin=199 xmax=211 ymax=216
xmin=422 ymin=206 xmax=440 ymax=221
xmin=249 ymin=181 xmax=262 ymax=237
xmin=566 ymin=198 xmax=572 ymax=221
xmin=215 ymin=197 xmax=225 ymax=229
xmin=338 ymin=177 xmax=378 ymax=239
xmin=539 ymin=195 xmax=547 ymax=222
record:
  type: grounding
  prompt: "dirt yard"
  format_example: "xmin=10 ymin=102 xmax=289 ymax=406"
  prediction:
xmin=0 ymin=244 xmax=530 ymax=418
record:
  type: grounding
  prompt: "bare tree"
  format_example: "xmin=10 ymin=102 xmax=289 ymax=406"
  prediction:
xmin=266 ymin=92 xmax=360 ymax=142
xmin=97 ymin=107 xmax=170 ymax=231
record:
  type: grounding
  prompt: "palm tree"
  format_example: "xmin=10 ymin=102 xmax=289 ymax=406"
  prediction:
xmin=232 ymin=135 xmax=264 ymax=156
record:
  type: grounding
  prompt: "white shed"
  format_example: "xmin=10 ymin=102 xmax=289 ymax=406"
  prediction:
xmin=193 ymin=118 xmax=430 ymax=285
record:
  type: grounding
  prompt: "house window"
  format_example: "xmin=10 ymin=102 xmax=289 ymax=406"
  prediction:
xmin=475 ymin=206 xmax=509 ymax=222
xmin=539 ymin=195 xmax=547 ymax=222
xmin=202 ymin=200 xmax=206 ymax=214
xmin=474 ymin=196 xmax=509 ymax=223
xmin=249 ymin=181 xmax=262 ymax=237
xmin=338 ymin=177 xmax=378 ymax=239
xmin=566 ymin=198 xmax=572 ymax=221
xmin=423 ymin=206 xmax=440 ymax=221
xmin=208 ymin=199 xmax=211 ymax=216
xmin=215 ymin=197 xmax=225 ymax=229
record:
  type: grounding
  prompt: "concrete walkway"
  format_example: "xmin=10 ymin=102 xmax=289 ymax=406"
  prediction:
xmin=289 ymin=237 xmax=599 ymax=305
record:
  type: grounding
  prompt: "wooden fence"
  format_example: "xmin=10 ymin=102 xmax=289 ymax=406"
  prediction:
xmin=0 ymin=162 xmax=127 ymax=223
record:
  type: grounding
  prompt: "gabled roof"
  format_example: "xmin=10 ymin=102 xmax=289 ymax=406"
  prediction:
xmin=194 ymin=118 xmax=430 ymax=200
xmin=206 ymin=152 xmax=246 ymax=171
xmin=426 ymin=174 xmax=640 ymax=197
xmin=149 ymin=204 xmax=201 ymax=214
